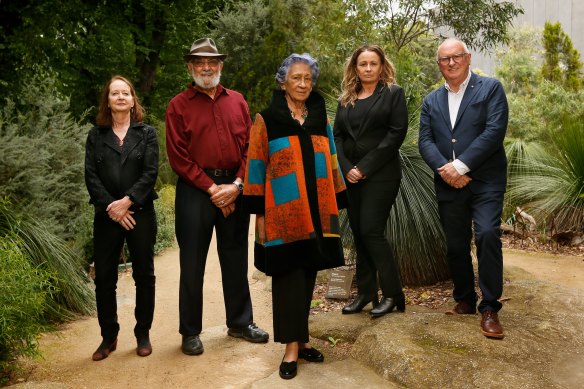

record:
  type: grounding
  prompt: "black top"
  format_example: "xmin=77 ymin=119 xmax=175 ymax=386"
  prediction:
xmin=348 ymin=94 xmax=376 ymax=136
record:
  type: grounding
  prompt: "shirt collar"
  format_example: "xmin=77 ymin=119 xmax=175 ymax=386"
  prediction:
xmin=445 ymin=70 xmax=472 ymax=94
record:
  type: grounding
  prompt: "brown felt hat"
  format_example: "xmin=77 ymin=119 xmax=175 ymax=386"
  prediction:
xmin=183 ymin=38 xmax=227 ymax=61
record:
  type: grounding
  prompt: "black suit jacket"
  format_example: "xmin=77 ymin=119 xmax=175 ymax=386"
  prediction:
xmin=333 ymin=83 xmax=408 ymax=181
xmin=85 ymin=122 xmax=159 ymax=213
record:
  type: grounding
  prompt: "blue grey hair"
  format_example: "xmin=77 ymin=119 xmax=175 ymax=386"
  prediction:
xmin=275 ymin=53 xmax=320 ymax=84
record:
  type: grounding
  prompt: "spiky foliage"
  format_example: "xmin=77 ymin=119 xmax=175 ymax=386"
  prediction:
xmin=508 ymin=118 xmax=584 ymax=233
xmin=325 ymin=94 xmax=448 ymax=285
xmin=0 ymin=199 xmax=95 ymax=321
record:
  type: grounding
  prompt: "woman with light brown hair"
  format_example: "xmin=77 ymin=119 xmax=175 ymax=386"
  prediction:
xmin=85 ymin=75 xmax=159 ymax=360
xmin=333 ymin=45 xmax=408 ymax=318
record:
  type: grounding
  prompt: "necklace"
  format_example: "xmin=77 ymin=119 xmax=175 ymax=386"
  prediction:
xmin=290 ymin=105 xmax=308 ymax=121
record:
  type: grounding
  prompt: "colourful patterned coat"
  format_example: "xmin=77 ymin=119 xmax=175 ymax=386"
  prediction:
xmin=243 ymin=90 xmax=347 ymax=276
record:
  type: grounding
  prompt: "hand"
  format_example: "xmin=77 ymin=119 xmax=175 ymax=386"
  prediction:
xmin=210 ymin=184 xmax=239 ymax=208
xmin=117 ymin=211 xmax=136 ymax=230
xmin=220 ymin=202 xmax=236 ymax=218
xmin=346 ymin=167 xmax=366 ymax=184
xmin=107 ymin=196 xmax=133 ymax=222
xmin=437 ymin=163 xmax=471 ymax=189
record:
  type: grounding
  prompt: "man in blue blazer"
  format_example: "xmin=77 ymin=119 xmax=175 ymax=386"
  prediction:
xmin=419 ymin=38 xmax=508 ymax=339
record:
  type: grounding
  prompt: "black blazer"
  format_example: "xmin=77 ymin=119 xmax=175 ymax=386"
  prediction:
xmin=85 ymin=122 xmax=159 ymax=213
xmin=333 ymin=83 xmax=408 ymax=181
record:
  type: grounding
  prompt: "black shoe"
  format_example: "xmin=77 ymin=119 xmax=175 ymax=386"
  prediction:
xmin=370 ymin=294 xmax=406 ymax=318
xmin=92 ymin=338 xmax=117 ymax=361
xmin=342 ymin=294 xmax=378 ymax=314
xmin=279 ymin=360 xmax=297 ymax=379
xmin=136 ymin=335 xmax=152 ymax=357
xmin=227 ymin=323 xmax=269 ymax=343
xmin=181 ymin=335 xmax=204 ymax=355
xmin=298 ymin=347 xmax=324 ymax=362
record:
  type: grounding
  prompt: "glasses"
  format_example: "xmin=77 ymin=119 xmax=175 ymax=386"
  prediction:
xmin=191 ymin=59 xmax=220 ymax=68
xmin=437 ymin=53 xmax=468 ymax=65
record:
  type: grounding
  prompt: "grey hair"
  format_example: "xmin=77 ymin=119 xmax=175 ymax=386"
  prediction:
xmin=275 ymin=53 xmax=320 ymax=84
xmin=437 ymin=38 xmax=470 ymax=59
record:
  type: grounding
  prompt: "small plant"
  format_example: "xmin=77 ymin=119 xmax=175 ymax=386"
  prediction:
xmin=328 ymin=336 xmax=340 ymax=348
xmin=310 ymin=299 xmax=323 ymax=309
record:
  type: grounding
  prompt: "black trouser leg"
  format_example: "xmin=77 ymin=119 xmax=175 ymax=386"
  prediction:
xmin=126 ymin=207 xmax=157 ymax=338
xmin=272 ymin=267 xmax=317 ymax=344
xmin=347 ymin=179 xmax=403 ymax=298
xmin=175 ymin=179 xmax=216 ymax=336
xmin=93 ymin=213 xmax=124 ymax=340
xmin=215 ymin=197 xmax=253 ymax=329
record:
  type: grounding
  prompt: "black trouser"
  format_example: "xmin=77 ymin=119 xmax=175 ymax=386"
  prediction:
xmin=93 ymin=205 xmax=157 ymax=340
xmin=347 ymin=179 xmax=403 ymax=298
xmin=175 ymin=177 xmax=253 ymax=336
xmin=438 ymin=189 xmax=504 ymax=313
xmin=272 ymin=267 xmax=317 ymax=344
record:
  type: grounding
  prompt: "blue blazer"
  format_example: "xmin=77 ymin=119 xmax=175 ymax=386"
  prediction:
xmin=418 ymin=72 xmax=508 ymax=200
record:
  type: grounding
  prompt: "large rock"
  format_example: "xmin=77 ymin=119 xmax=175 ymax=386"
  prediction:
xmin=309 ymin=266 xmax=584 ymax=388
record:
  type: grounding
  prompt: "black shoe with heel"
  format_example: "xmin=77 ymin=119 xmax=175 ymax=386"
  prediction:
xmin=342 ymin=294 xmax=378 ymax=314
xmin=370 ymin=293 xmax=406 ymax=318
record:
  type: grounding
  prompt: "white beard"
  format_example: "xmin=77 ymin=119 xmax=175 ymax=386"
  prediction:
xmin=191 ymin=69 xmax=221 ymax=90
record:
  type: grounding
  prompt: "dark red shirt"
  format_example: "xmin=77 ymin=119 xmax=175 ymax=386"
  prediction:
xmin=166 ymin=83 xmax=251 ymax=191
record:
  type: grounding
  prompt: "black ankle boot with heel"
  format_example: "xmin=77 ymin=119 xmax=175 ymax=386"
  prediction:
xmin=369 ymin=293 xmax=405 ymax=318
xmin=342 ymin=294 xmax=379 ymax=314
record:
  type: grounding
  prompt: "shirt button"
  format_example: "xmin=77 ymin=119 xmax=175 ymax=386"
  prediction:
xmin=452 ymin=139 xmax=457 ymax=143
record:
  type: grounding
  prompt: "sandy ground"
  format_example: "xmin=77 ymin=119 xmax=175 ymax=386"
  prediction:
xmin=17 ymin=234 xmax=584 ymax=388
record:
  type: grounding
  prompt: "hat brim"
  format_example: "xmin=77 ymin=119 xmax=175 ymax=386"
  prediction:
xmin=184 ymin=52 xmax=227 ymax=61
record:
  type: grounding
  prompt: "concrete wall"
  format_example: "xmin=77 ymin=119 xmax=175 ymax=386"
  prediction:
xmin=470 ymin=0 xmax=584 ymax=75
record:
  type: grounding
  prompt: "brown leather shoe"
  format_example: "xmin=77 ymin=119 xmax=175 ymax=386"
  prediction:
xmin=136 ymin=336 xmax=152 ymax=357
xmin=480 ymin=310 xmax=505 ymax=339
xmin=445 ymin=301 xmax=477 ymax=315
xmin=92 ymin=338 xmax=117 ymax=361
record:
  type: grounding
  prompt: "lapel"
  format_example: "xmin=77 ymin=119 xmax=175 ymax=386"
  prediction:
xmin=437 ymin=87 xmax=451 ymax=131
xmin=102 ymin=127 xmax=121 ymax=154
xmin=120 ymin=124 xmax=143 ymax=165
xmin=453 ymin=73 xmax=482 ymax=132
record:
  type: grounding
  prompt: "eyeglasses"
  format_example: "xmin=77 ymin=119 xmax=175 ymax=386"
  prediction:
xmin=191 ymin=59 xmax=221 ymax=68
xmin=437 ymin=53 xmax=468 ymax=65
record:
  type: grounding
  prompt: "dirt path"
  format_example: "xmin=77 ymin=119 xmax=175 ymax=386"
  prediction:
xmin=19 ymin=239 xmax=584 ymax=388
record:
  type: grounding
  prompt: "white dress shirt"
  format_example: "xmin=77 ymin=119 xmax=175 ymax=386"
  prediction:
xmin=445 ymin=70 xmax=472 ymax=175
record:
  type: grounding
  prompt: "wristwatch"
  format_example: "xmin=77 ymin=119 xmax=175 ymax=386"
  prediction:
xmin=233 ymin=181 xmax=244 ymax=191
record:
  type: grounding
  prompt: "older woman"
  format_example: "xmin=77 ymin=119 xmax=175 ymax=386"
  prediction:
xmin=333 ymin=45 xmax=408 ymax=318
xmin=243 ymin=54 xmax=347 ymax=379
xmin=85 ymin=75 xmax=159 ymax=361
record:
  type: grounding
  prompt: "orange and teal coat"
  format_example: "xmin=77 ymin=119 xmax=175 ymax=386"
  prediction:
xmin=243 ymin=90 xmax=348 ymax=276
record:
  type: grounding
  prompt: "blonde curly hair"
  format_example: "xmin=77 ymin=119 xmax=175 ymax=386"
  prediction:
xmin=339 ymin=45 xmax=396 ymax=107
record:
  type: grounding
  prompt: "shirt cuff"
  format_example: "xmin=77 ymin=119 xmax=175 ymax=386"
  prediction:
xmin=452 ymin=159 xmax=470 ymax=175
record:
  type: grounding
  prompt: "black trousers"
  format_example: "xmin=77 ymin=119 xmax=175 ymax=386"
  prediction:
xmin=438 ymin=188 xmax=504 ymax=313
xmin=175 ymin=178 xmax=253 ymax=336
xmin=346 ymin=179 xmax=403 ymax=298
xmin=272 ymin=267 xmax=317 ymax=344
xmin=93 ymin=206 xmax=157 ymax=340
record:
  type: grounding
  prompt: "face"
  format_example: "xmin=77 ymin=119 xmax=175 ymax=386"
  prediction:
xmin=281 ymin=62 xmax=313 ymax=103
xmin=188 ymin=56 xmax=223 ymax=90
xmin=108 ymin=79 xmax=134 ymax=114
xmin=355 ymin=50 xmax=382 ymax=85
xmin=437 ymin=40 xmax=471 ymax=85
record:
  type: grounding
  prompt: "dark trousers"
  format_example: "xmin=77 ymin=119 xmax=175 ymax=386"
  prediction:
xmin=93 ymin=206 xmax=157 ymax=340
xmin=347 ymin=179 xmax=403 ymax=298
xmin=438 ymin=188 xmax=504 ymax=313
xmin=175 ymin=178 xmax=253 ymax=336
xmin=272 ymin=267 xmax=317 ymax=344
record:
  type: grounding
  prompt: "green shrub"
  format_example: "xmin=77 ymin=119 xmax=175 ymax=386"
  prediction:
xmin=0 ymin=238 xmax=54 ymax=384
xmin=154 ymin=185 xmax=176 ymax=254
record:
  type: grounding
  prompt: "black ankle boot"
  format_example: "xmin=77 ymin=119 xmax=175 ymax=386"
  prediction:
xmin=342 ymin=294 xmax=378 ymax=314
xmin=369 ymin=293 xmax=405 ymax=318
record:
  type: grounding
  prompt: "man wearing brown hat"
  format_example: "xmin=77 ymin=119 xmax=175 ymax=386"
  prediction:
xmin=166 ymin=37 xmax=269 ymax=355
